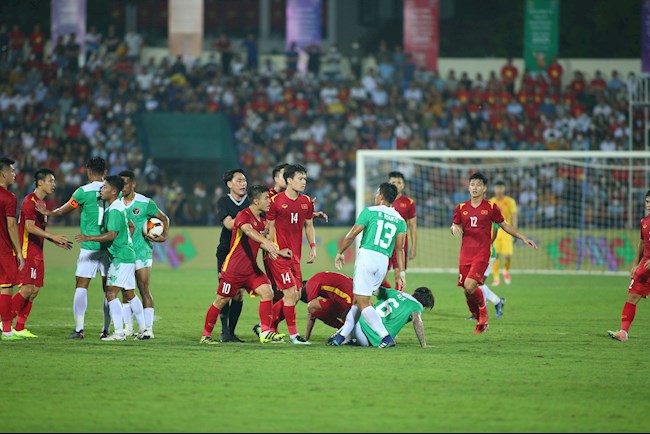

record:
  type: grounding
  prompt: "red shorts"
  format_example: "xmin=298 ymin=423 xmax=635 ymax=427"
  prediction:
xmin=457 ymin=261 xmax=488 ymax=288
xmin=266 ymin=256 xmax=302 ymax=291
xmin=262 ymin=255 xmax=276 ymax=289
xmin=388 ymin=240 xmax=409 ymax=271
xmin=629 ymin=262 xmax=650 ymax=298
xmin=318 ymin=298 xmax=350 ymax=319
xmin=217 ymin=269 xmax=270 ymax=298
xmin=19 ymin=257 xmax=44 ymax=287
xmin=0 ymin=254 xmax=18 ymax=288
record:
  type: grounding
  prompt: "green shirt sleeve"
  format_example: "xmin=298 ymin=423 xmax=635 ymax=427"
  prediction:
xmin=146 ymin=199 xmax=160 ymax=218
xmin=106 ymin=209 xmax=121 ymax=233
xmin=71 ymin=187 xmax=84 ymax=205
xmin=355 ymin=208 xmax=370 ymax=227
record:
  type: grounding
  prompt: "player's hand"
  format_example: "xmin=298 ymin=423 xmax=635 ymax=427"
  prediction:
xmin=278 ymin=248 xmax=292 ymax=258
xmin=409 ymin=249 xmax=416 ymax=260
xmin=450 ymin=224 xmax=463 ymax=237
xmin=334 ymin=253 xmax=345 ymax=270
xmin=523 ymin=238 xmax=538 ymax=249
xmin=307 ymin=246 xmax=316 ymax=263
xmin=313 ymin=211 xmax=328 ymax=222
xmin=631 ymin=265 xmax=638 ymax=279
xmin=644 ymin=259 xmax=650 ymax=271
xmin=260 ymin=228 xmax=270 ymax=236
xmin=75 ymin=233 xmax=89 ymax=243
xmin=51 ymin=233 xmax=69 ymax=246
xmin=263 ymin=241 xmax=279 ymax=260
xmin=146 ymin=233 xmax=167 ymax=243
xmin=396 ymin=275 xmax=406 ymax=292
xmin=35 ymin=201 xmax=53 ymax=216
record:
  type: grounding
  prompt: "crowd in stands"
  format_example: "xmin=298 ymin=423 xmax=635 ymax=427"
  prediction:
xmin=0 ymin=23 xmax=644 ymax=228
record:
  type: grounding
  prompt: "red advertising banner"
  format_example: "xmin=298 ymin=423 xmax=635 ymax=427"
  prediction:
xmin=403 ymin=0 xmax=439 ymax=71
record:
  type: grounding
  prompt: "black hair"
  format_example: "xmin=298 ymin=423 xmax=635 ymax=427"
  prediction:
xmin=388 ymin=171 xmax=405 ymax=181
xmin=378 ymin=182 xmax=398 ymax=204
xmin=34 ymin=168 xmax=55 ymax=187
xmin=469 ymin=172 xmax=488 ymax=185
xmin=249 ymin=184 xmax=269 ymax=202
xmin=413 ymin=287 xmax=434 ymax=310
xmin=283 ymin=164 xmax=307 ymax=182
xmin=645 ymin=190 xmax=650 ymax=198
xmin=494 ymin=180 xmax=505 ymax=187
xmin=223 ymin=168 xmax=246 ymax=187
xmin=0 ymin=157 xmax=15 ymax=172
xmin=104 ymin=175 xmax=125 ymax=193
xmin=272 ymin=163 xmax=289 ymax=180
xmin=118 ymin=170 xmax=136 ymax=180
xmin=86 ymin=157 xmax=106 ymax=175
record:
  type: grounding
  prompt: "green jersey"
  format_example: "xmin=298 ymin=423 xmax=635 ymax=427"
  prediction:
xmin=103 ymin=200 xmax=135 ymax=265
xmin=356 ymin=205 xmax=407 ymax=257
xmin=360 ymin=288 xmax=424 ymax=347
xmin=71 ymin=181 xmax=107 ymax=251
xmin=122 ymin=193 xmax=161 ymax=262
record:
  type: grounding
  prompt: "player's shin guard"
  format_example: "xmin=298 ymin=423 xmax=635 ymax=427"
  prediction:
xmin=203 ymin=304 xmax=221 ymax=336
xmin=107 ymin=299 xmax=124 ymax=334
xmin=144 ymin=307 xmax=154 ymax=330
xmin=270 ymin=299 xmax=285 ymax=332
xmin=122 ymin=302 xmax=133 ymax=330
xmin=361 ymin=306 xmax=389 ymax=339
xmin=258 ymin=300 xmax=272 ymax=333
xmin=283 ymin=304 xmax=298 ymax=336
xmin=0 ymin=294 xmax=13 ymax=333
xmin=129 ymin=296 xmax=146 ymax=333
xmin=73 ymin=288 xmax=88 ymax=332
xmin=472 ymin=287 xmax=486 ymax=308
xmin=15 ymin=301 xmax=33 ymax=332
xmin=465 ymin=296 xmax=479 ymax=320
xmin=621 ymin=302 xmax=637 ymax=333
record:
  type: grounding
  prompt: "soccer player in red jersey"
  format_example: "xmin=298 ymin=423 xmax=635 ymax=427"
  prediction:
xmin=388 ymin=171 xmax=417 ymax=285
xmin=0 ymin=157 xmax=25 ymax=341
xmin=268 ymin=162 xmax=288 ymax=199
xmin=608 ymin=190 xmax=650 ymax=342
xmin=300 ymin=271 xmax=353 ymax=340
xmin=266 ymin=164 xmax=316 ymax=344
xmin=451 ymin=172 xmax=537 ymax=334
xmin=200 ymin=185 xmax=290 ymax=345
xmin=13 ymin=169 xmax=71 ymax=338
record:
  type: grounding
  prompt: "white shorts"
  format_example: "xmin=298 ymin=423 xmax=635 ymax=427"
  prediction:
xmin=76 ymin=249 xmax=110 ymax=279
xmin=135 ymin=259 xmax=153 ymax=271
xmin=484 ymin=256 xmax=497 ymax=277
xmin=107 ymin=262 xmax=136 ymax=290
xmin=353 ymin=248 xmax=389 ymax=297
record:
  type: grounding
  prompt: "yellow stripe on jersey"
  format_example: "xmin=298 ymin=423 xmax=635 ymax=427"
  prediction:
xmin=459 ymin=203 xmax=466 ymax=209
xmin=321 ymin=285 xmax=351 ymax=304
xmin=21 ymin=223 xmax=28 ymax=258
xmin=222 ymin=228 xmax=244 ymax=272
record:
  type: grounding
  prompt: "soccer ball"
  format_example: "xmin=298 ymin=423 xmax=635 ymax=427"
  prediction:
xmin=143 ymin=217 xmax=164 ymax=237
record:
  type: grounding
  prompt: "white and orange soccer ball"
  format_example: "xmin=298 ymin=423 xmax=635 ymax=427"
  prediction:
xmin=143 ymin=217 xmax=164 ymax=237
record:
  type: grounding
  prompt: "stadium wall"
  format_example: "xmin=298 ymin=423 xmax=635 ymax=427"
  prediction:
xmin=44 ymin=227 xmax=638 ymax=274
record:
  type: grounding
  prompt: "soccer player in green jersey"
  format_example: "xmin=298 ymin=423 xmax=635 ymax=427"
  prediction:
xmin=331 ymin=182 xmax=407 ymax=348
xmin=76 ymin=176 xmax=147 ymax=341
xmin=342 ymin=286 xmax=434 ymax=347
xmin=119 ymin=170 xmax=169 ymax=339
xmin=37 ymin=157 xmax=110 ymax=339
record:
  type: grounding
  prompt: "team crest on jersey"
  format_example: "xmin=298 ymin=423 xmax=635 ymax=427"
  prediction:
xmin=400 ymin=203 xmax=406 ymax=208
xmin=481 ymin=210 xmax=489 ymax=215
xmin=462 ymin=211 xmax=468 ymax=215
xmin=282 ymin=204 xmax=289 ymax=208
xmin=301 ymin=204 xmax=308 ymax=209
xmin=132 ymin=208 xmax=140 ymax=215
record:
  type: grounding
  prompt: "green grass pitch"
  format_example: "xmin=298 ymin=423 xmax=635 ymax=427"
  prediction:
xmin=2 ymin=268 xmax=649 ymax=433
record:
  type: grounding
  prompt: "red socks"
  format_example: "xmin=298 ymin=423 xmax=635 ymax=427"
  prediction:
xmin=0 ymin=294 xmax=12 ymax=333
xmin=283 ymin=304 xmax=297 ymax=336
xmin=14 ymin=301 xmax=33 ymax=332
xmin=621 ymin=302 xmax=637 ymax=333
xmin=11 ymin=293 xmax=29 ymax=320
xmin=258 ymin=300 xmax=272 ymax=333
xmin=270 ymin=299 xmax=285 ymax=332
xmin=471 ymin=287 xmax=486 ymax=308
xmin=203 ymin=304 xmax=221 ymax=336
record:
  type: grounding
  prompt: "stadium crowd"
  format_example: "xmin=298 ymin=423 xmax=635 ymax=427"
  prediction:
xmin=0 ymin=24 xmax=643 ymax=227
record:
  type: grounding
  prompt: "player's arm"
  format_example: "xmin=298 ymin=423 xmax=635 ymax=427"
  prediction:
xmin=498 ymin=221 xmax=537 ymax=249
xmin=146 ymin=210 xmax=170 ymax=242
xmin=6 ymin=216 xmax=24 ymax=270
xmin=632 ymin=239 xmax=646 ymax=277
xmin=76 ymin=230 xmax=117 ymax=243
xmin=304 ymin=218 xmax=316 ymax=263
xmin=334 ymin=224 xmax=365 ymax=270
xmin=266 ymin=219 xmax=276 ymax=241
xmin=25 ymin=220 xmax=72 ymax=249
xmin=304 ymin=308 xmax=316 ymax=341
xmin=411 ymin=312 xmax=428 ymax=348
xmin=311 ymin=197 xmax=328 ymax=222
xmin=407 ymin=216 xmax=417 ymax=259
xmin=394 ymin=232 xmax=406 ymax=290
xmin=240 ymin=222 xmax=284 ymax=259
xmin=450 ymin=205 xmax=463 ymax=236
xmin=222 ymin=216 xmax=235 ymax=231
xmin=36 ymin=199 xmax=76 ymax=217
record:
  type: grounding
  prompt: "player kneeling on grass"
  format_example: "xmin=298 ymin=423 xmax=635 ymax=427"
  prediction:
xmin=334 ymin=286 xmax=433 ymax=348
xmin=300 ymin=271 xmax=354 ymax=341
xmin=200 ymin=185 xmax=292 ymax=345
xmin=76 ymin=176 xmax=148 ymax=341
xmin=608 ymin=190 xmax=650 ymax=342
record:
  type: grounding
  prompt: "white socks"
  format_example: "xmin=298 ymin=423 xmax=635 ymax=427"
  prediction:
xmin=361 ymin=306 xmax=389 ymax=339
xmin=129 ymin=296 xmax=146 ymax=333
xmin=122 ymin=302 xmax=133 ymax=329
xmin=73 ymin=288 xmax=88 ymax=332
xmin=103 ymin=297 xmax=111 ymax=332
xmin=108 ymin=299 xmax=124 ymax=334
xmin=340 ymin=305 xmax=360 ymax=337
xmin=480 ymin=284 xmax=501 ymax=305
xmin=144 ymin=307 xmax=154 ymax=331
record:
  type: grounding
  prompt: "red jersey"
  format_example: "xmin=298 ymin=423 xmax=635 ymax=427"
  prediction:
xmin=640 ymin=214 xmax=650 ymax=259
xmin=267 ymin=192 xmax=314 ymax=261
xmin=392 ymin=195 xmax=416 ymax=223
xmin=221 ymin=208 xmax=267 ymax=277
xmin=268 ymin=187 xmax=280 ymax=199
xmin=304 ymin=271 xmax=353 ymax=307
xmin=0 ymin=185 xmax=18 ymax=256
xmin=453 ymin=199 xmax=504 ymax=265
xmin=18 ymin=193 xmax=46 ymax=260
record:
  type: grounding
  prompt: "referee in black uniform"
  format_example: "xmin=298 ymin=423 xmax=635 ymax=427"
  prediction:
xmin=215 ymin=168 xmax=250 ymax=342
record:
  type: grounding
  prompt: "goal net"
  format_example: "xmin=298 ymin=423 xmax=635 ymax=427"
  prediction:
xmin=356 ymin=150 xmax=649 ymax=275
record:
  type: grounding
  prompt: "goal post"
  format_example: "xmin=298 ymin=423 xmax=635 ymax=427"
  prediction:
xmin=356 ymin=150 xmax=649 ymax=275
